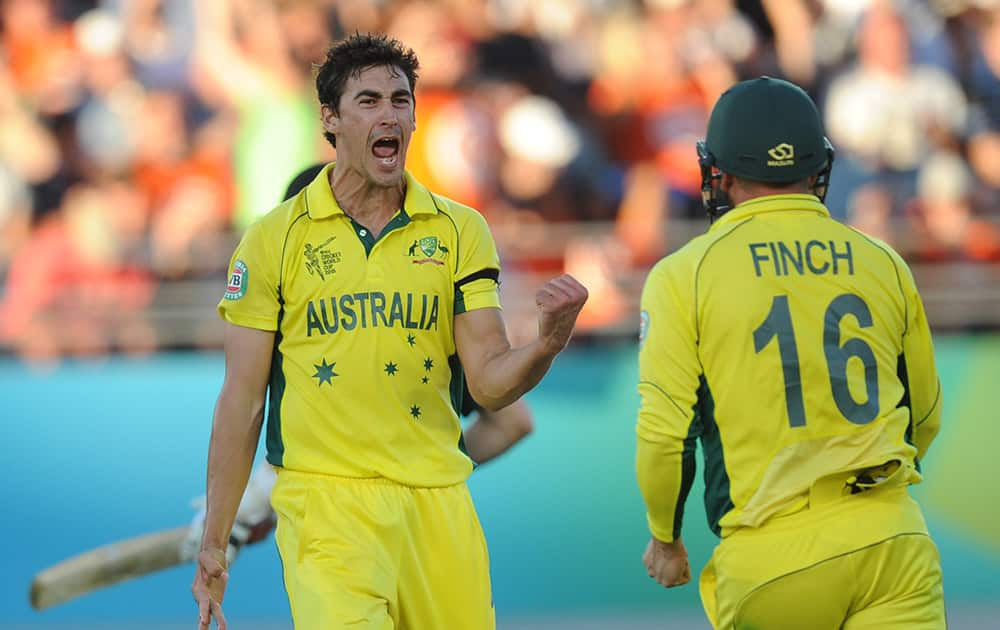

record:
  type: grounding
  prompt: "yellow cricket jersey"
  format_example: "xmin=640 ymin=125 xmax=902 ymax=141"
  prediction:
xmin=636 ymin=194 xmax=942 ymax=541
xmin=219 ymin=164 xmax=501 ymax=487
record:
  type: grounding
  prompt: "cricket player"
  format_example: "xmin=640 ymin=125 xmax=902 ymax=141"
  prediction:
xmin=180 ymin=165 xmax=535 ymax=568
xmin=636 ymin=76 xmax=944 ymax=629
xmin=192 ymin=33 xmax=588 ymax=630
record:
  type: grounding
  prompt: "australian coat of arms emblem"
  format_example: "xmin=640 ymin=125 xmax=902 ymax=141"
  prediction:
xmin=409 ymin=236 xmax=449 ymax=265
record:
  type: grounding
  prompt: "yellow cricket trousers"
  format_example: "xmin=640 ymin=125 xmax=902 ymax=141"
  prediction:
xmin=700 ymin=485 xmax=945 ymax=629
xmin=271 ymin=468 xmax=495 ymax=630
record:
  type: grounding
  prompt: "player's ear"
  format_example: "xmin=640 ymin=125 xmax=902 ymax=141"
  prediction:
xmin=321 ymin=103 xmax=340 ymax=136
xmin=719 ymin=172 xmax=736 ymax=193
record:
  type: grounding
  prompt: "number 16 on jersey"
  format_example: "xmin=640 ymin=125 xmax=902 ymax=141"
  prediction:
xmin=753 ymin=293 xmax=880 ymax=428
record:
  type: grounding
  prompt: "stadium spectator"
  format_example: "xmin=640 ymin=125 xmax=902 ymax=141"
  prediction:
xmin=1 ymin=0 xmax=998 ymax=357
xmin=823 ymin=1 xmax=969 ymax=218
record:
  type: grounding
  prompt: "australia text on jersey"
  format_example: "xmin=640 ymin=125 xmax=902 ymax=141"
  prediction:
xmin=306 ymin=292 xmax=440 ymax=336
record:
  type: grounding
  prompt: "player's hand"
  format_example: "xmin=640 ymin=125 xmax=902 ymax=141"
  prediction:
xmin=643 ymin=536 xmax=691 ymax=588
xmin=193 ymin=547 xmax=229 ymax=630
xmin=535 ymin=274 xmax=588 ymax=354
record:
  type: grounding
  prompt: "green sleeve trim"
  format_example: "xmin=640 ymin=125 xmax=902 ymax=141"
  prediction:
xmin=914 ymin=382 xmax=942 ymax=428
xmin=697 ymin=375 xmax=734 ymax=537
xmin=265 ymin=307 xmax=287 ymax=467
xmin=675 ymin=418 xmax=699 ymax=539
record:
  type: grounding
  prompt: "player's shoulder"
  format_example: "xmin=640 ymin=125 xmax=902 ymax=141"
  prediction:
xmin=651 ymin=221 xmax=739 ymax=277
xmin=251 ymin=195 xmax=308 ymax=236
xmin=237 ymin=196 xmax=308 ymax=255
xmin=842 ymin=224 xmax=917 ymax=284
xmin=426 ymin=191 xmax=493 ymax=237
xmin=839 ymin=222 xmax=910 ymax=267
xmin=403 ymin=170 xmax=488 ymax=232
xmin=857 ymin=230 xmax=905 ymax=262
xmin=429 ymin=192 xmax=485 ymax=222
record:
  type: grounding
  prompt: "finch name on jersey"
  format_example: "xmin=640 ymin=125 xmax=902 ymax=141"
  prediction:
xmin=306 ymin=291 xmax=440 ymax=336
xmin=749 ymin=240 xmax=854 ymax=278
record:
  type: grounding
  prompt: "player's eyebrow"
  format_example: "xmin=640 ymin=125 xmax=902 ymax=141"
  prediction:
xmin=353 ymin=88 xmax=412 ymax=101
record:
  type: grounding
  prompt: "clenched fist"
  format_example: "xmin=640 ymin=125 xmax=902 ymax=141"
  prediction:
xmin=535 ymin=274 xmax=589 ymax=354
xmin=643 ymin=536 xmax=691 ymax=588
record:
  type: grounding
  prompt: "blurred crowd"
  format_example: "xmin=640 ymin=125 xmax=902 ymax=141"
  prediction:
xmin=0 ymin=0 xmax=998 ymax=360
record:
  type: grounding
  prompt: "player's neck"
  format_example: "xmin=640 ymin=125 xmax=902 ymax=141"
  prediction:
xmin=329 ymin=165 xmax=405 ymax=237
xmin=728 ymin=182 xmax=811 ymax=207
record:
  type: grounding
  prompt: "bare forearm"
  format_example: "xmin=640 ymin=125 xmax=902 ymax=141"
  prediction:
xmin=472 ymin=340 xmax=557 ymax=411
xmin=457 ymin=274 xmax=588 ymax=411
xmin=463 ymin=401 xmax=534 ymax=464
xmin=201 ymin=392 xmax=264 ymax=551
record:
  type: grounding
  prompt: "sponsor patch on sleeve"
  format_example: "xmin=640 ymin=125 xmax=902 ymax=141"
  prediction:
xmin=224 ymin=260 xmax=248 ymax=300
xmin=639 ymin=310 xmax=650 ymax=347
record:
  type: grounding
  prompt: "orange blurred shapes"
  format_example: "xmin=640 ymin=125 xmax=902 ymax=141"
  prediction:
xmin=563 ymin=235 xmax=628 ymax=332
xmin=615 ymin=162 xmax=668 ymax=268
xmin=407 ymin=89 xmax=494 ymax=209
xmin=966 ymin=219 xmax=1000 ymax=262
xmin=1 ymin=0 xmax=80 ymax=98
xmin=655 ymin=141 xmax=703 ymax=196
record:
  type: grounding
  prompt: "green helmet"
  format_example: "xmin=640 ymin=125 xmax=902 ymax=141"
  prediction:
xmin=697 ymin=76 xmax=834 ymax=218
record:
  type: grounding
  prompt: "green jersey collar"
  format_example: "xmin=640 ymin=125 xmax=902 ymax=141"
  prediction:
xmin=306 ymin=163 xmax=440 ymax=220
xmin=711 ymin=194 xmax=829 ymax=231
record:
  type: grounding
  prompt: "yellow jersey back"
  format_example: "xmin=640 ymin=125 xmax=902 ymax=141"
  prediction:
xmin=637 ymin=194 xmax=942 ymax=539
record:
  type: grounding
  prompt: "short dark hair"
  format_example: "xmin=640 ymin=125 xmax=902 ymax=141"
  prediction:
xmin=315 ymin=32 xmax=420 ymax=148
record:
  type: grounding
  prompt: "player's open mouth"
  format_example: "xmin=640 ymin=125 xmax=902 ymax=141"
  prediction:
xmin=372 ymin=137 xmax=400 ymax=167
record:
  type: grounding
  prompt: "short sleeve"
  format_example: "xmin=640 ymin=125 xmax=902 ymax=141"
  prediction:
xmin=217 ymin=221 xmax=281 ymax=331
xmin=454 ymin=210 xmax=501 ymax=314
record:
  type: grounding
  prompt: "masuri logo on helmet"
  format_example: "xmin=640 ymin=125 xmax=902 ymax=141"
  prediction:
xmin=766 ymin=143 xmax=795 ymax=166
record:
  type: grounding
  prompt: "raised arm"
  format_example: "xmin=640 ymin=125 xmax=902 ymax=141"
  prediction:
xmin=192 ymin=322 xmax=274 ymax=630
xmin=454 ymin=275 xmax=588 ymax=411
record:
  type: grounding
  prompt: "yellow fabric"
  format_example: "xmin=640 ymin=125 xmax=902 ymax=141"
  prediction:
xmin=699 ymin=487 xmax=942 ymax=629
xmin=218 ymin=164 xmax=502 ymax=487
xmin=636 ymin=193 xmax=942 ymax=541
xmin=271 ymin=468 xmax=495 ymax=630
